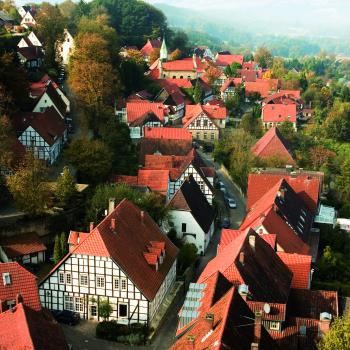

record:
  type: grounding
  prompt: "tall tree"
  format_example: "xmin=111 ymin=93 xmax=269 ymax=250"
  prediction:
xmin=36 ymin=3 xmax=66 ymax=69
xmin=60 ymin=232 xmax=68 ymax=257
xmin=55 ymin=166 xmax=77 ymax=206
xmin=0 ymin=115 xmax=14 ymax=170
xmin=53 ymin=235 xmax=62 ymax=264
xmin=6 ymin=152 xmax=50 ymax=216
xmin=193 ymin=80 xmax=203 ymax=104
xmin=254 ymin=46 xmax=273 ymax=69
xmin=224 ymin=62 xmax=242 ymax=77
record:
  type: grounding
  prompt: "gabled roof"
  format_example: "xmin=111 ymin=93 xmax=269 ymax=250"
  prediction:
xmin=43 ymin=82 xmax=68 ymax=117
xmin=17 ymin=47 xmax=44 ymax=60
xmin=29 ymin=74 xmax=58 ymax=98
xmin=262 ymin=103 xmax=297 ymax=123
xmin=277 ymin=252 xmax=311 ymax=289
xmin=156 ymin=80 xmax=185 ymax=106
xmin=247 ymin=172 xmax=322 ymax=214
xmin=144 ymin=127 xmax=192 ymax=141
xmin=163 ymin=78 xmax=193 ymax=89
xmin=215 ymin=54 xmax=244 ymax=67
xmin=182 ymin=104 xmax=227 ymax=128
xmin=0 ymin=262 xmax=41 ymax=311
xmin=172 ymin=287 xmax=279 ymax=350
xmin=141 ymin=39 xmax=162 ymax=56
xmin=137 ymin=169 xmax=169 ymax=195
xmin=0 ymin=303 xmax=69 ymax=350
xmin=0 ymin=233 xmax=46 ymax=258
xmin=67 ymin=231 xmax=89 ymax=246
xmin=198 ymin=229 xmax=292 ymax=304
xmin=263 ymin=91 xmax=301 ymax=105
xmin=220 ymin=77 xmax=243 ymax=92
xmin=126 ymin=101 xmax=166 ymax=124
xmin=162 ymin=57 xmax=206 ymax=73
xmin=41 ymin=200 xmax=179 ymax=301
xmin=12 ymin=107 xmax=66 ymax=146
xmin=240 ymin=70 xmax=259 ymax=82
xmin=251 ymin=127 xmax=296 ymax=165
xmin=169 ymin=175 xmax=215 ymax=233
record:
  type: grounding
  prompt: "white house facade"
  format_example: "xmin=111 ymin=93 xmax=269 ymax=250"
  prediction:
xmin=57 ymin=29 xmax=74 ymax=65
xmin=38 ymin=199 xmax=179 ymax=326
xmin=21 ymin=11 xmax=36 ymax=26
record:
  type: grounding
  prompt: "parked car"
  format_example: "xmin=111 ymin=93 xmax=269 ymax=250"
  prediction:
xmin=51 ymin=310 xmax=80 ymax=326
xmin=221 ymin=218 xmax=231 ymax=229
xmin=227 ymin=198 xmax=237 ymax=209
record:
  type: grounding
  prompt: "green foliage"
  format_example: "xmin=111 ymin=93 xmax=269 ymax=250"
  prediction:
xmin=66 ymin=138 xmax=113 ymax=184
xmin=178 ymin=243 xmax=197 ymax=273
xmin=324 ymin=101 xmax=350 ymax=141
xmin=240 ymin=109 xmax=262 ymax=138
xmin=334 ymin=158 xmax=350 ymax=203
xmin=254 ymin=46 xmax=273 ymax=68
xmin=53 ymin=235 xmax=62 ymax=264
xmin=224 ymin=62 xmax=242 ymax=77
xmin=87 ymin=183 xmax=168 ymax=224
xmin=60 ymin=232 xmax=68 ymax=257
xmin=55 ymin=167 xmax=77 ymax=207
xmin=193 ymin=80 xmax=203 ymax=104
xmin=318 ymin=313 xmax=350 ymax=350
xmin=6 ymin=153 xmax=50 ymax=216
xmin=90 ymin=0 xmax=167 ymax=47
xmin=98 ymin=299 xmax=113 ymax=320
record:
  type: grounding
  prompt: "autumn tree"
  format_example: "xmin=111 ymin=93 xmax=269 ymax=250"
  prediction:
xmin=55 ymin=166 xmax=77 ymax=206
xmin=6 ymin=153 xmax=50 ymax=215
xmin=69 ymin=33 xmax=119 ymax=136
xmin=254 ymin=46 xmax=273 ymax=69
xmin=169 ymin=49 xmax=182 ymax=61
xmin=318 ymin=313 xmax=350 ymax=350
xmin=309 ymin=146 xmax=336 ymax=170
xmin=149 ymin=48 xmax=160 ymax=65
xmin=36 ymin=3 xmax=66 ymax=69
xmin=66 ymin=138 xmax=113 ymax=184
xmin=125 ymin=48 xmax=144 ymax=65
xmin=0 ymin=115 xmax=14 ymax=171
xmin=324 ymin=101 xmax=350 ymax=141
xmin=205 ymin=65 xmax=222 ymax=87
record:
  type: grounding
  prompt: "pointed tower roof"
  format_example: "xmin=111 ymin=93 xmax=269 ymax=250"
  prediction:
xmin=160 ymin=37 xmax=168 ymax=61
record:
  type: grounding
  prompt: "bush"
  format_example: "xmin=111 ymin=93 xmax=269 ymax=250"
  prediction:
xmin=96 ymin=321 xmax=119 ymax=341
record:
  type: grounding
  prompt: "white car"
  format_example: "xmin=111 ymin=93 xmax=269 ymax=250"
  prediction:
xmin=227 ymin=198 xmax=237 ymax=209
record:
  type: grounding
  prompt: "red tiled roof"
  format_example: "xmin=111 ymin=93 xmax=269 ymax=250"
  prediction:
xmin=42 ymin=200 xmax=178 ymax=301
xmin=251 ymin=127 xmax=296 ymax=165
xmin=137 ymin=169 xmax=169 ymax=195
xmin=182 ymin=104 xmax=227 ymax=128
xmin=0 ymin=303 xmax=69 ymax=350
xmin=279 ymin=90 xmax=301 ymax=98
xmin=67 ymin=231 xmax=89 ymax=246
xmin=247 ymin=301 xmax=286 ymax=321
xmin=140 ymin=39 xmax=161 ymax=56
xmin=29 ymin=74 xmax=58 ymax=98
xmin=277 ymin=252 xmax=311 ymax=289
xmin=144 ymin=127 xmax=192 ymax=140
xmin=162 ymin=57 xmax=206 ymax=73
xmin=240 ymin=70 xmax=259 ymax=82
xmin=247 ymin=172 xmax=322 ymax=214
xmin=12 ymin=107 xmax=66 ymax=146
xmin=113 ymin=175 xmax=138 ymax=186
xmin=205 ymin=98 xmax=225 ymax=107
xmin=216 ymin=54 xmax=244 ymax=67
xmin=0 ymin=262 xmax=41 ymax=311
xmin=0 ymin=233 xmax=46 ymax=258
xmin=198 ymin=229 xmax=292 ymax=304
xmin=164 ymin=78 xmax=193 ymax=89
xmin=126 ymin=101 xmax=166 ymax=124
xmin=220 ymin=77 xmax=243 ymax=92
xmin=262 ymin=104 xmax=297 ymax=123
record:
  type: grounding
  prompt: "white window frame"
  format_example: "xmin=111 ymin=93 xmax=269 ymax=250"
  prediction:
xmin=113 ymin=277 xmax=120 ymax=290
xmin=80 ymin=274 xmax=88 ymax=286
xmin=58 ymin=272 xmax=65 ymax=284
xmin=65 ymin=273 xmax=72 ymax=285
xmin=118 ymin=303 xmax=128 ymax=318
xmin=269 ymin=321 xmax=280 ymax=331
xmin=75 ymin=297 xmax=84 ymax=312
xmin=96 ymin=275 xmax=105 ymax=288
xmin=2 ymin=273 xmax=11 ymax=285
xmin=64 ymin=295 xmax=74 ymax=311
xmin=121 ymin=278 xmax=127 ymax=291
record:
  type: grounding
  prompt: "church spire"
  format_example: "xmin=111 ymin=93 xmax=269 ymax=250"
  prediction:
xmin=160 ymin=37 xmax=168 ymax=61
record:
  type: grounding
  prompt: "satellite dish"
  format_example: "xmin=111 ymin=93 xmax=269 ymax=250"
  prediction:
xmin=263 ymin=303 xmax=271 ymax=314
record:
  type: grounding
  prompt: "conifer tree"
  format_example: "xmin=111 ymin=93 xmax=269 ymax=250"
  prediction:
xmin=53 ymin=235 xmax=62 ymax=264
xmin=60 ymin=232 xmax=68 ymax=257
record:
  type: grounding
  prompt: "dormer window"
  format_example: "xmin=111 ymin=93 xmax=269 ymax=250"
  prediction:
xmin=2 ymin=273 xmax=11 ymax=286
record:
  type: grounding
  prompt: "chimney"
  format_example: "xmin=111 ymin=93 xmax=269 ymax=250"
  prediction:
xmin=319 ymin=312 xmax=332 ymax=336
xmin=111 ymin=218 xmax=116 ymax=231
xmin=204 ymin=313 xmax=214 ymax=330
xmin=254 ymin=311 xmax=262 ymax=344
xmin=141 ymin=211 xmax=145 ymax=224
xmin=249 ymin=235 xmax=256 ymax=250
xmin=89 ymin=222 xmax=94 ymax=232
xmin=239 ymin=251 xmax=245 ymax=265
xmin=108 ymin=198 xmax=115 ymax=215
xmin=16 ymin=294 xmax=23 ymax=305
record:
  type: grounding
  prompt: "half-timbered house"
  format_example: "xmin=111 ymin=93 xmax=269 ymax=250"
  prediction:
xmin=38 ymin=199 xmax=178 ymax=326
xmin=182 ymin=104 xmax=228 ymax=142
xmin=144 ymin=149 xmax=215 ymax=204
xmin=12 ymin=107 xmax=67 ymax=164
xmin=17 ymin=32 xmax=42 ymax=48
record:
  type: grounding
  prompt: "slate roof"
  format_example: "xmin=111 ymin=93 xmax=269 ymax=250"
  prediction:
xmin=251 ymin=127 xmax=296 ymax=165
xmin=12 ymin=107 xmax=66 ymax=146
xmin=41 ymin=199 xmax=179 ymax=301
xmin=0 ymin=262 xmax=41 ymax=311
xmin=247 ymin=172 xmax=322 ymax=214
xmin=262 ymin=104 xmax=297 ymax=123
xmin=0 ymin=233 xmax=46 ymax=258
xmin=169 ymin=175 xmax=215 ymax=233
xmin=198 ymin=229 xmax=292 ymax=304
xmin=17 ymin=47 xmax=44 ymax=60
xmin=0 ymin=303 xmax=69 ymax=350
